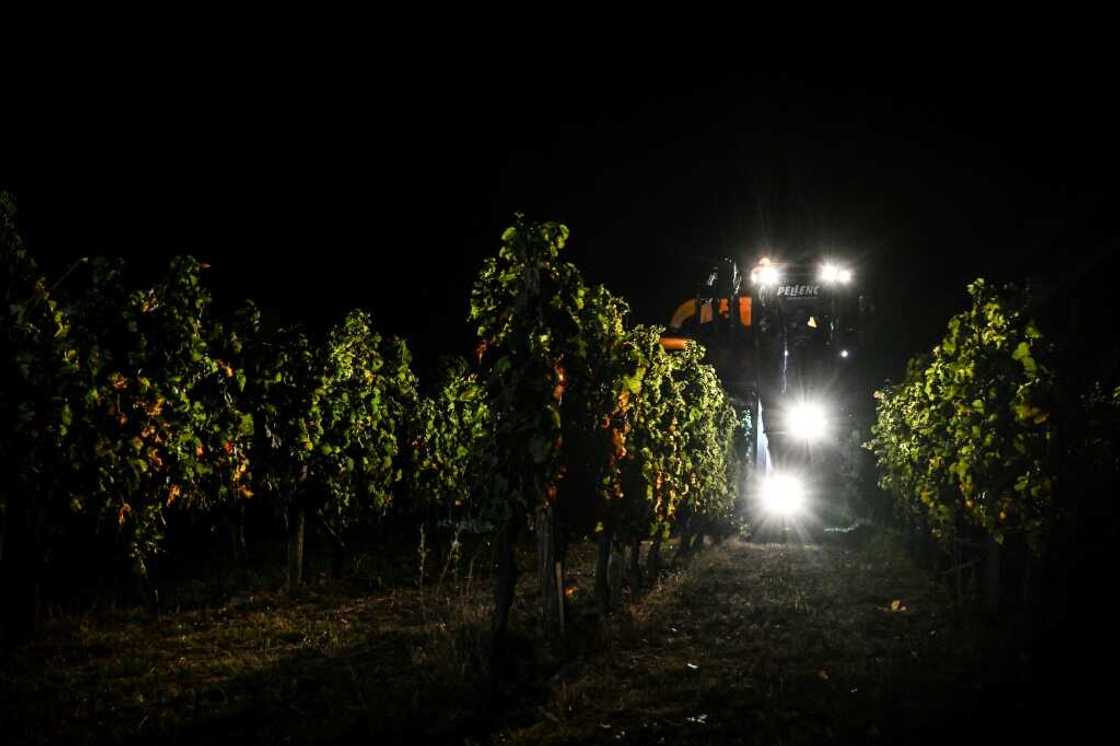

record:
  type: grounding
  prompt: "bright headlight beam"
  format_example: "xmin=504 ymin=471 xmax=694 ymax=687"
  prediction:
xmin=761 ymin=474 xmax=806 ymax=516
xmin=752 ymin=265 xmax=781 ymax=286
xmin=819 ymin=263 xmax=853 ymax=284
xmin=786 ymin=401 xmax=828 ymax=443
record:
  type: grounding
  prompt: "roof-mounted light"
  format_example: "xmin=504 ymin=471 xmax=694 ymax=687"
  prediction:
xmin=750 ymin=257 xmax=782 ymax=287
xmin=819 ymin=263 xmax=853 ymax=284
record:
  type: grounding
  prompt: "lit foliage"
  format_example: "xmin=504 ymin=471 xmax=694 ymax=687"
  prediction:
xmin=562 ymin=285 xmax=644 ymax=535
xmin=66 ymin=256 xmax=254 ymax=575
xmin=623 ymin=326 xmax=689 ymax=536
xmin=407 ymin=358 xmax=491 ymax=519
xmin=672 ymin=340 xmax=740 ymax=530
xmin=4 ymin=195 xmax=744 ymax=621
xmin=469 ymin=215 xmax=585 ymax=518
xmin=311 ymin=311 xmax=418 ymax=532
xmin=198 ymin=303 xmax=421 ymax=557
xmin=617 ymin=329 xmax=742 ymax=539
xmin=468 ymin=216 xmax=739 ymax=533
xmin=3 ymin=192 xmax=420 ymax=581
xmin=231 ymin=305 xmax=319 ymax=518
xmin=867 ymin=279 xmax=1059 ymax=553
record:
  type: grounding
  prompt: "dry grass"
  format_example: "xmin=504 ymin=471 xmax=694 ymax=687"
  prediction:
xmin=1 ymin=533 xmax=1035 ymax=745
xmin=489 ymin=538 xmax=1006 ymax=745
xmin=0 ymin=543 xmax=497 ymax=744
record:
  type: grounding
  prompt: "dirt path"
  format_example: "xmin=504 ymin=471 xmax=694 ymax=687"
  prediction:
xmin=489 ymin=539 xmax=1012 ymax=745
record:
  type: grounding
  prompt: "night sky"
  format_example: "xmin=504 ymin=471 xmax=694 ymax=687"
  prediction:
xmin=4 ymin=61 xmax=1116 ymax=388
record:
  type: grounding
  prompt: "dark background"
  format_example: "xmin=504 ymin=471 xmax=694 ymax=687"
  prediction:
xmin=3 ymin=58 xmax=1116 ymax=386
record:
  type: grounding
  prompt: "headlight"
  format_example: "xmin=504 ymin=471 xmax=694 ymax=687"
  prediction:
xmin=761 ymin=474 xmax=806 ymax=516
xmin=819 ymin=263 xmax=853 ymax=284
xmin=750 ymin=258 xmax=782 ymax=287
xmin=786 ymin=401 xmax=828 ymax=442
